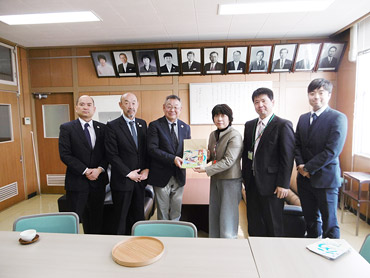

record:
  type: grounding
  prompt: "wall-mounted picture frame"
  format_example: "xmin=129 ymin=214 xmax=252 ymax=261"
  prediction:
xmin=271 ymin=44 xmax=297 ymax=72
xmin=90 ymin=51 xmax=116 ymax=78
xmin=112 ymin=50 xmax=138 ymax=77
xmin=293 ymin=43 xmax=321 ymax=72
xmin=180 ymin=48 xmax=202 ymax=75
xmin=157 ymin=49 xmax=180 ymax=76
xmin=134 ymin=49 xmax=158 ymax=76
xmin=317 ymin=42 xmax=347 ymax=72
xmin=203 ymin=47 xmax=225 ymax=75
xmin=249 ymin=45 xmax=272 ymax=73
xmin=226 ymin=46 xmax=248 ymax=74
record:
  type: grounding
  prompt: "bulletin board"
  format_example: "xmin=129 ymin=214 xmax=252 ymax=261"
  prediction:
xmin=189 ymin=81 xmax=273 ymax=125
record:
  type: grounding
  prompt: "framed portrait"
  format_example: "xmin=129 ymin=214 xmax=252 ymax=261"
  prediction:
xmin=180 ymin=48 xmax=202 ymax=75
xmin=90 ymin=51 xmax=116 ymax=78
xmin=203 ymin=47 xmax=225 ymax=75
xmin=157 ymin=49 xmax=180 ymax=76
xmin=111 ymin=50 xmax=138 ymax=77
xmin=134 ymin=49 xmax=159 ymax=76
xmin=249 ymin=45 xmax=272 ymax=73
xmin=226 ymin=46 xmax=248 ymax=74
xmin=293 ymin=43 xmax=321 ymax=72
xmin=317 ymin=42 xmax=347 ymax=72
xmin=271 ymin=44 xmax=297 ymax=72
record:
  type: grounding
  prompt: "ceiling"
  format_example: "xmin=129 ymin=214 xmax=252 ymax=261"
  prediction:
xmin=0 ymin=0 xmax=369 ymax=48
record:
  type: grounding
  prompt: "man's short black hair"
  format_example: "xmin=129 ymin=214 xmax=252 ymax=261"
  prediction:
xmin=142 ymin=55 xmax=151 ymax=62
xmin=163 ymin=52 xmax=172 ymax=58
xmin=256 ymin=50 xmax=264 ymax=56
xmin=307 ymin=78 xmax=333 ymax=94
xmin=165 ymin=95 xmax=181 ymax=103
xmin=252 ymin=87 xmax=274 ymax=102
xmin=211 ymin=104 xmax=233 ymax=126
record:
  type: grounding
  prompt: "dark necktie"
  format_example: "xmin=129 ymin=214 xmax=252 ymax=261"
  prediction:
xmin=129 ymin=121 xmax=138 ymax=148
xmin=311 ymin=113 xmax=317 ymax=125
xmin=84 ymin=123 xmax=92 ymax=149
xmin=171 ymin=123 xmax=178 ymax=150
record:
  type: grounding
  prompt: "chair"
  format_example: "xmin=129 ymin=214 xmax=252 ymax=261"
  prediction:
xmin=132 ymin=220 xmax=197 ymax=238
xmin=13 ymin=212 xmax=79 ymax=234
xmin=359 ymin=234 xmax=370 ymax=263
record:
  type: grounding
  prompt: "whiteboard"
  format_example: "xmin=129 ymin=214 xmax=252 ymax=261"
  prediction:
xmin=190 ymin=81 xmax=273 ymax=125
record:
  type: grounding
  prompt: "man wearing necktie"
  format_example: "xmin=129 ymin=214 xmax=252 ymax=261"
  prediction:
xmin=272 ymin=48 xmax=292 ymax=71
xmin=59 ymin=95 xmax=108 ymax=234
xmin=242 ymin=88 xmax=295 ymax=237
xmin=249 ymin=50 xmax=268 ymax=72
xmin=319 ymin=46 xmax=338 ymax=69
xmin=105 ymin=93 xmax=149 ymax=235
xmin=147 ymin=95 xmax=191 ymax=220
xmin=204 ymin=51 xmax=224 ymax=74
xmin=295 ymin=78 xmax=347 ymax=238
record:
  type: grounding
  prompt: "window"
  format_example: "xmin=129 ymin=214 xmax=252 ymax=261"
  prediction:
xmin=0 ymin=42 xmax=17 ymax=86
xmin=354 ymin=50 xmax=370 ymax=157
xmin=0 ymin=104 xmax=13 ymax=143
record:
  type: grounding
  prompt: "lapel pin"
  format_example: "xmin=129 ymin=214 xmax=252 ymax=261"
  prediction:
xmin=181 ymin=125 xmax=184 ymax=128
xmin=97 ymin=126 xmax=100 ymax=129
xmin=138 ymin=124 xmax=142 ymax=128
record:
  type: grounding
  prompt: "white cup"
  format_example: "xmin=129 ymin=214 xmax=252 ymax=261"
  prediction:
xmin=20 ymin=229 xmax=36 ymax=241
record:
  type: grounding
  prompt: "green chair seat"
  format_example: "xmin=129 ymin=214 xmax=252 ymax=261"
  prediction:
xmin=132 ymin=220 xmax=197 ymax=238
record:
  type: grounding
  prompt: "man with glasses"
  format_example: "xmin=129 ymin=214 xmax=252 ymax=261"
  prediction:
xmin=147 ymin=95 xmax=191 ymax=220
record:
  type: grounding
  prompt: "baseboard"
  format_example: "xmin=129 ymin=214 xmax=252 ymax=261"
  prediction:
xmin=27 ymin=192 xmax=37 ymax=199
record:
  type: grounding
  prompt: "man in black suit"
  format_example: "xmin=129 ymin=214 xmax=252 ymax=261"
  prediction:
xmin=105 ymin=92 xmax=149 ymax=235
xmin=117 ymin=53 xmax=136 ymax=74
xmin=249 ymin=50 xmax=268 ymax=72
xmin=272 ymin=48 xmax=292 ymax=71
xmin=319 ymin=46 xmax=338 ymax=69
xmin=226 ymin=50 xmax=246 ymax=73
xmin=242 ymin=88 xmax=295 ymax=237
xmin=59 ymin=95 xmax=109 ymax=234
xmin=160 ymin=52 xmax=179 ymax=74
xmin=147 ymin=95 xmax=191 ymax=220
xmin=295 ymin=78 xmax=347 ymax=238
xmin=204 ymin=51 xmax=224 ymax=73
xmin=181 ymin=51 xmax=201 ymax=73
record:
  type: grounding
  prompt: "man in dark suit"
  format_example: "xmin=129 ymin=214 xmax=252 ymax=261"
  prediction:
xmin=204 ymin=51 xmax=224 ymax=73
xmin=226 ymin=50 xmax=246 ymax=73
xmin=105 ymin=93 xmax=149 ymax=235
xmin=59 ymin=95 xmax=109 ymax=234
xmin=160 ymin=52 xmax=179 ymax=74
xmin=242 ymin=88 xmax=295 ymax=237
xmin=319 ymin=46 xmax=338 ymax=68
xmin=272 ymin=48 xmax=292 ymax=71
xmin=295 ymin=78 xmax=347 ymax=238
xmin=147 ymin=95 xmax=191 ymax=220
xmin=181 ymin=51 xmax=201 ymax=73
xmin=139 ymin=55 xmax=157 ymax=73
xmin=249 ymin=50 xmax=268 ymax=72
xmin=117 ymin=53 xmax=136 ymax=74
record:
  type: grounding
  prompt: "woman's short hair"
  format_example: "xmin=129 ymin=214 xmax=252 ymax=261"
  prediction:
xmin=211 ymin=104 xmax=233 ymax=125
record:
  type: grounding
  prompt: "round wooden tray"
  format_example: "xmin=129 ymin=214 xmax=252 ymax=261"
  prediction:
xmin=112 ymin=236 xmax=164 ymax=267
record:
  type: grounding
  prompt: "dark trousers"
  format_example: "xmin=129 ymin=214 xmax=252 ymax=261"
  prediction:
xmin=66 ymin=186 xmax=105 ymax=234
xmin=297 ymin=176 xmax=340 ymax=238
xmin=112 ymin=183 xmax=145 ymax=235
xmin=246 ymin=176 xmax=284 ymax=237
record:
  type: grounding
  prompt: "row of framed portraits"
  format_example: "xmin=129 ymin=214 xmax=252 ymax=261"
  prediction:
xmin=90 ymin=42 xmax=347 ymax=78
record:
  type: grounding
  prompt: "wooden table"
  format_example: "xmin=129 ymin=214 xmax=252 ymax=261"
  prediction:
xmin=341 ymin=172 xmax=370 ymax=235
xmin=248 ymin=237 xmax=370 ymax=278
xmin=0 ymin=231 xmax=259 ymax=278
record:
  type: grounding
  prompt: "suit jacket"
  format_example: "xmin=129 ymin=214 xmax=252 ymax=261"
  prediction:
xmin=295 ymin=59 xmax=312 ymax=70
xmin=319 ymin=57 xmax=338 ymax=68
xmin=147 ymin=116 xmax=191 ymax=187
xmin=226 ymin=61 xmax=246 ymax=72
xmin=139 ymin=65 xmax=157 ymax=73
xmin=205 ymin=127 xmax=243 ymax=180
xmin=295 ymin=107 xmax=347 ymax=189
xmin=118 ymin=63 xmax=136 ymax=74
xmin=105 ymin=116 xmax=149 ymax=192
xmin=160 ymin=64 xmax=179 ymax=73
xmin=182 ymin=61 xmax=201 ymax=72
xmin=59 ymin=119 xmax=109 ymax=192
xmin=249 ymin=60 xmax=268 ymax=72
xmin=242 ymin=115 xmax=295 ymax=196
xmin=204 ymin=62 xmax=224 ymax=73
xmin=272 ymin=59 xmax=292 ymax=70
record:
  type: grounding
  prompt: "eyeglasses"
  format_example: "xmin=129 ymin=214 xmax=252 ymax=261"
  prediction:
xmin=165 ymin=105 xmax=181 ymax=111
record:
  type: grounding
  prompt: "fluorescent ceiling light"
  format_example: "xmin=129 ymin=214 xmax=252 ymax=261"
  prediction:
xmin=0 ymin=11 xmax=100 ymax=25
xmin=218 ymin=0 xmax=335 ymax=15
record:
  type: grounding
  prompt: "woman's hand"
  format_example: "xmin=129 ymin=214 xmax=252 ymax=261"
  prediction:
xmin=193 ymin=166 xmax=206 ymax=173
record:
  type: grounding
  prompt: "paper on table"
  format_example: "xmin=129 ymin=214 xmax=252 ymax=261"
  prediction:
xmin=181 ymin=139 xmax=207 ymax=169
xmin=306 ymin=238 xmax=351 ymax=260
